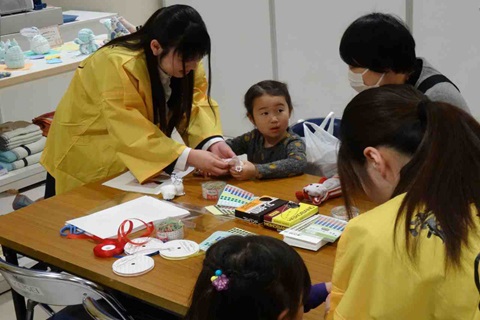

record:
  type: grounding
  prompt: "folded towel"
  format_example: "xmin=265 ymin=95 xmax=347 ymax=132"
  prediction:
xmin=0 ymin=152 xmax=42 ymax=171
xmin=0 ymin=124 xmax=41 ymax=141
xmin=0 ymin=121 xmax=32 ymax=134
xmin=0 ymin=132 xmax=43 ymax=151
xmin=0 ymin=137 xmax=46 ymax=162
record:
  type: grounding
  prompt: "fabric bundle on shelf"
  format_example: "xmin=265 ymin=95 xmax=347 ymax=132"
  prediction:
xmin=0 ymin=136 xmax=46 ymax=163
xmin=32 ymin=111 xmax=55 ymax=137
xmin=0 ymin=123 xmax=43 ymax=151
xmin=0 ymin=152 xmax=42 ymax=172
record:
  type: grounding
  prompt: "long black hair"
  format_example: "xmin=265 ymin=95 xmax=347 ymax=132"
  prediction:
xmin=105 ymin=5 xmax=212 ymax=136
xmin=338 ymin=84 xmax=480 ymax=267
xmin=185 ymin=235 xmax=311 ymax=320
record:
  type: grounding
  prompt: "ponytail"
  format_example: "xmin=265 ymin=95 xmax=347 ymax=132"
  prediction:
xmin=338 ymin=84 xmax=480 ymax=267
xmin=395 ymin=100 xmax=480 ymax=267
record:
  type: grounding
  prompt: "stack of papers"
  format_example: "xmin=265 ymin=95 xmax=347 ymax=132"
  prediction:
xmin=102 ymin=168 xmax=194 ymax=195
xmin=66 ymin=196 xmax=189 ymax=239
xmin=280 ymin=214 xmax=347 ymax=251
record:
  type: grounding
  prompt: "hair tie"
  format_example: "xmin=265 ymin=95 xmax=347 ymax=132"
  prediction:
xmin=211 ymin=269 xmax=229 ymax=291
xmin=417 ymin=99 xmax=429 ymax=128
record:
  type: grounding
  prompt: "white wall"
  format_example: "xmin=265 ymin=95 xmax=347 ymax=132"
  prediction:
xmin=45 ymin=0 xmax=161 ymax=26
xmin=275 ymin=0 xmax=405 ymax=124
xmin=163 ymin=1 xmax=405 ymax=136
xmin=164 ymin=0 xmax=274 ymax=137
xmin=413 ymin=0 xmax=480 ymax=119
xmin=34 ymin=1 xmax=480 ymax=131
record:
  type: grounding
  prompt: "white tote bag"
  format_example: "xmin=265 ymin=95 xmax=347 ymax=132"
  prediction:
xmin=303 ymin=112 xmax=340 ymax=177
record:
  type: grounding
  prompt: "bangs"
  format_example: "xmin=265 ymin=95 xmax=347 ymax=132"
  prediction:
xmin=175 ymin=25 xmax=210 ymax=61
xmin=339 ymin=26 xmax=391 ymax=72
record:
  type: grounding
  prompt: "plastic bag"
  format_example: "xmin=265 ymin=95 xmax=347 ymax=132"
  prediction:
xmin=303 ymin=112 xmax=339 ymax=177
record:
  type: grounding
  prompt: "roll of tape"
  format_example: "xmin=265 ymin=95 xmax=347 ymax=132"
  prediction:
xmin=93 ymin=240 xmax=124 ymax=258
xmin=201 ymin=181 xmax=226 ymax=200
xmin=157 ymin=227 xmax=184 ymax=242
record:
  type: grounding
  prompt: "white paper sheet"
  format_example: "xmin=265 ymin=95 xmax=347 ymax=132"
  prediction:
xmin=102 ymin=167 xmax=194 ymax=195
xmin=66 ymin=196 xmax=190 ymax=239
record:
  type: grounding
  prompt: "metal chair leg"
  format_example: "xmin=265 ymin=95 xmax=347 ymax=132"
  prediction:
xmin=39 ymin=304 xmax=55 ymax=317
xmin=4 ymin=247 xmax=26 ymax=320
xmin=25 ymin=300 xmax=37 ymax=320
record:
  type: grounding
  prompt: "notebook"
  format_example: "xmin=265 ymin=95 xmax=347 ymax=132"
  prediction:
xmin=66 ymin=196 xmax=189 ymax=239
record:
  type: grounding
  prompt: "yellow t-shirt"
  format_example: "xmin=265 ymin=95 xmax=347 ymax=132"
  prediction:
xmin=327 ymin=193 xmax=480 ymax=320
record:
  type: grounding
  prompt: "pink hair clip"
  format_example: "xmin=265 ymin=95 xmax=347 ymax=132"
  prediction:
xmin=211 ymin=269 xmax=229 ymax=291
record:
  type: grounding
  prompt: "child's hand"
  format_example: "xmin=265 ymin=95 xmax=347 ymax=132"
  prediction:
xmin=230 ymin=160 xmax=257 ymax=180
xmin=118 ymin=16 xmax=136 ymax=33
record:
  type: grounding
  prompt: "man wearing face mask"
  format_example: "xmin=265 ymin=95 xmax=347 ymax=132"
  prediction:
xmin=340 ymin=12 xmax=470 ymax=113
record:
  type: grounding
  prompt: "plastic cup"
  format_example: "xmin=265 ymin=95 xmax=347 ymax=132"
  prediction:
xmin=331 ymin=206 xmax=359 ymax=221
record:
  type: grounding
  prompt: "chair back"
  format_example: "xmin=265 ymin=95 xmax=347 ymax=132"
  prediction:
xmin=0 ymin=258 xmax=131 ymax=319
xmin=291 ymin=117 xmax=341 ymax=138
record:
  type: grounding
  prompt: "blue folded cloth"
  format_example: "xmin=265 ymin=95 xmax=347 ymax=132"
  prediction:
xmin=0 ymin=150 xmax=16 ymax=162
xmin=63 ymin=14 xmax=78 ymax=23
xmin=0 ymin=152 xmax=42 ymax=171
xmin=0 ymin=137 xmax=46 ymax=162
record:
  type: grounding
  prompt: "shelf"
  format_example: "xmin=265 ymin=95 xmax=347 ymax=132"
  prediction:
xmin=0 ymin=163 xmax=46 ymax=193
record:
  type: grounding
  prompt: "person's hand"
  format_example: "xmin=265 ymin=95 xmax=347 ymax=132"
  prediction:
xmin=208 ymin=141 xmax=235 ymax=159
xmin=187 ymin=149 xmax=229 ymax=176
xmin=230 ymin=160 xmax=257 ymax=180
xmin=118 ymin=16 xmax=136 ymax=33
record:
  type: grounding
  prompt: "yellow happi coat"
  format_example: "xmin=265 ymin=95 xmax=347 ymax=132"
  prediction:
xmin=41 ymin=46 xmax=222 ymax=194
xmin=327 ymin=193 xmax=480 ymax=320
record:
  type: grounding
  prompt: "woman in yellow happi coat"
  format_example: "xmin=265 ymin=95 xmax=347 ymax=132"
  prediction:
xmin=41 ymin=5 xmax=234 ymax=196
xmin=325 ymin=85 xmax=480 ymax=319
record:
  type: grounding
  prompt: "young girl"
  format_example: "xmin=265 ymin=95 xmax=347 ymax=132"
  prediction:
xmin=41 ymin=5 xmax=234 ymax=197
xmin=226 ymin=80 xmax=307 ymax=180
xmin=327 ymin=84 xmax=480 ymax=319
xmin=185 ymin=235 xmax=312 ymax=320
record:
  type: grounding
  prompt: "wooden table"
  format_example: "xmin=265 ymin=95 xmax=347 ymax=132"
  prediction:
xmin=0 ymin=174 xmax=375 ymax=319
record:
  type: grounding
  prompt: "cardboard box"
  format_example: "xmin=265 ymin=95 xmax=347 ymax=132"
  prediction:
xmin=235 ymin=196 xmax=288 ymax=224
xmin=263 ymin=202 xmax=319 ymax=231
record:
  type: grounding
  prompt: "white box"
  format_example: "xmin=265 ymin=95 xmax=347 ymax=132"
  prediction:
xmin=0 ymin=7 xmax=63 ymax=36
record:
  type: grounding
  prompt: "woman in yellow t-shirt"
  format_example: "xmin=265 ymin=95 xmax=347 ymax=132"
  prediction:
xmin=327 ymin=85 xmax=480 ymax=319
xmin=41 ymin=5 xmax=234 ymax=196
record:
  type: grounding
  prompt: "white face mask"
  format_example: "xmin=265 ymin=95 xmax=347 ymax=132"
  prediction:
xmin=348 ymin=69 xmax=385 ymax=93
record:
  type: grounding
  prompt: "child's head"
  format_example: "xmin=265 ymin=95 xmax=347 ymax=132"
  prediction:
xmin=185 ymin=235 xmax=311 ymax=320
xmin=244 ymin=80 xmax=293 ymax=142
